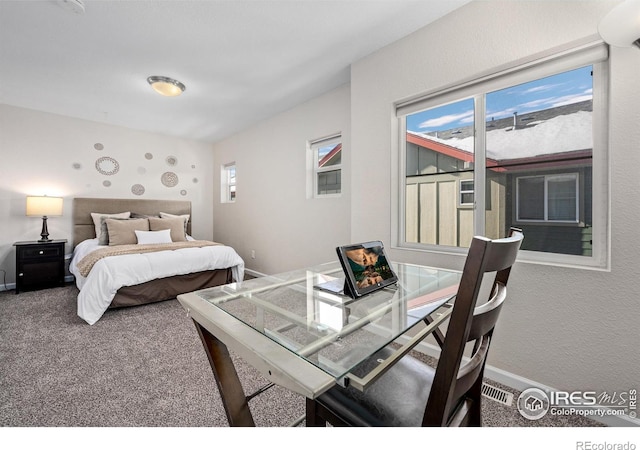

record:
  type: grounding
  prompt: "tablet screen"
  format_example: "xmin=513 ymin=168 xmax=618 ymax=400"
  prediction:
xmin=336 ymin=241 xmax=398 ymax=298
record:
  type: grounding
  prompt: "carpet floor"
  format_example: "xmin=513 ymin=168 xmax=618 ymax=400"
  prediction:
xmin=0 ymin=284 xmax=602 ymax=428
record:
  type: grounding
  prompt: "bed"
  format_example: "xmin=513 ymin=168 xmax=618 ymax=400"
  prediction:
xmin=69 ymin=197 xmax=244 ymax=325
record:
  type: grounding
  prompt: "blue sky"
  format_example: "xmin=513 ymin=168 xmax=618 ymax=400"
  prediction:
xmin=406 ymin=65 xmax=593 ymax=133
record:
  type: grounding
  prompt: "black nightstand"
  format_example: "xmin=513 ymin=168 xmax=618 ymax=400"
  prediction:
xmin=14 ymin=239 xmax=67 ymax=294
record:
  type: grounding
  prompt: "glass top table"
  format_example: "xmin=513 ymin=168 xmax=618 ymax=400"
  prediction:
xmin=179 ymin=261 xmax=461 ymax=406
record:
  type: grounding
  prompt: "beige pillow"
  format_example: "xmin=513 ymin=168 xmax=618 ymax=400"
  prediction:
xmin=91 ymin=211 xmax=131 ymax=240
xmin=105 ymin=218 xmax=149 ymax=246
xmin=159 ymin=212 xmax=190 ymax=234
xmin=148 ymin=217 xmax=186 ymax=242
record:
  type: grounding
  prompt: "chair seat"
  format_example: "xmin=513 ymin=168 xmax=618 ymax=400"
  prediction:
xmin=315 ymin=346 xmax=435 ymax=426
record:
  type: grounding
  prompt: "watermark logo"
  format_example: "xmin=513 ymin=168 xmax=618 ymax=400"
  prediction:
xmin=517 ymin=387 xmax=550 ymax=420
xmin=517 ymin=388 xmax=637 ymax=420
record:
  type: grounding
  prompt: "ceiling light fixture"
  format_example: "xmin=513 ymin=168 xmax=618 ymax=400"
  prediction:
xmin=598 ymin=0 xmax=640 ymax=49
xmin=147 ymin=76 xmax=186 ymax=97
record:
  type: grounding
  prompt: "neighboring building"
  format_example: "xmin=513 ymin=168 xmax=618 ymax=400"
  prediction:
xmin=406 ymin=100 xmax=593 ymax=255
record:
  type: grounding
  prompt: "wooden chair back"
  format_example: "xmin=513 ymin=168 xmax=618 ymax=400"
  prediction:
xmin=423 ymin=228 xmax=523 ymax=426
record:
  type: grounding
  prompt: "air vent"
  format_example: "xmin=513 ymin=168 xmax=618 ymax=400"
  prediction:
xmin=481 ymin=383 xmax=514 ymax=406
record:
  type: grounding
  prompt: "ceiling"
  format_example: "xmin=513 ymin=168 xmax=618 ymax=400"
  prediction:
xmin=0 ymin=0 xmax=470 ymax=143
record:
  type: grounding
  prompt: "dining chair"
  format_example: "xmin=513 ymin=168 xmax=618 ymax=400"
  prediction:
xmin=306 ymin=228 xmax=524 ymax=427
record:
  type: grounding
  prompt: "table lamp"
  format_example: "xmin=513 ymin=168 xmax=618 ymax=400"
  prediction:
xmin=26 ymin=196 xmax=63 ymax=242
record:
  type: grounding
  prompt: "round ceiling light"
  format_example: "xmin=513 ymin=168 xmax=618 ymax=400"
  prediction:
xmin=147 ymin=76 xmax=186 ymax=97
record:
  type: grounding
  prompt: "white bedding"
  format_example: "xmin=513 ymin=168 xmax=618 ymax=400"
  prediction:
xmin=70 ymin=238 xmax=244 ymax=325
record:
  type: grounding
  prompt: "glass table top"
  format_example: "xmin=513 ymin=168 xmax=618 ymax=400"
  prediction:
xmin=194 ymin=261 xmax=461 ymax=381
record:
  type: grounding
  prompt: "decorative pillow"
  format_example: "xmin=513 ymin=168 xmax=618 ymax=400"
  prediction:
xmin=98 ymin=217 xmax=135 ymax=245
xmin=135 ymin=229 xmax=172 ymax=245
xmin=91 ymin=211 xmax=131 ymax=240
xmin=105 ymin=218 xmax=149 ymax=246
xmin=148 ymin=216 xmax=187 ymax=242
xmin=159 ymin=212 xmax=190 ymax=234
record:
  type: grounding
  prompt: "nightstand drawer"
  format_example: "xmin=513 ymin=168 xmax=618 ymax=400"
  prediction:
xmin=20 ymin=246 xmax=62 ymax=259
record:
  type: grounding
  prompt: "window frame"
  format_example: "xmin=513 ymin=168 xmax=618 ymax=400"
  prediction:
xmin=516 ymin=173 xmax=580 ymax=224
xmin=459 ymin=179 xmax=475 ymax=207
xmin=221 ymin=163 xmax=236 ymax=203
xmin=392 ymin=38 xmax=609 ymax=269
xmin=308 ymin=133 xmax=342 ymax=198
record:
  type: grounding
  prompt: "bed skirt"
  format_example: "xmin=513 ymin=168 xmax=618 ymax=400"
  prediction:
xmin=109 ymin=268 xmax=233 ymax=309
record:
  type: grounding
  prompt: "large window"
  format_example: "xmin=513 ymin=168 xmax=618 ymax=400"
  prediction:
xmin=397 ymin=41 xmax=608 ymax=267
xmin=309 ymin=134 xmax=342 ymax=197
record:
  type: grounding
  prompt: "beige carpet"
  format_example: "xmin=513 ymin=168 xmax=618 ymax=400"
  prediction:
xmin=0 ymin=284 xmax=602 ymax=428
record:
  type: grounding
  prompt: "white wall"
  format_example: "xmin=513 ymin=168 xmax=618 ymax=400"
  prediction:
xmin=350 ymin=1 xmax=639 ymax=394
xmin=0 ymin=104 xmax=214 ymax=284
xmin=211 ymin=84 xmax=351 ymax=274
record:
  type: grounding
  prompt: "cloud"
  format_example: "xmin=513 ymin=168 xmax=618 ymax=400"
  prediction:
xmin=418 ymin=110 xmax=474 ymax=129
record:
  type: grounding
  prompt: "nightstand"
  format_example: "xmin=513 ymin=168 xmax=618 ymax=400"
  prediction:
xmin=14 ymin=239 xmax=67 ymax=294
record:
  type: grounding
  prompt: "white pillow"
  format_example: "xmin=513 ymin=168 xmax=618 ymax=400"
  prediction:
xmin=159 ymin=212 xmax=189 ymax=233
xmin=90 ymin=211 xmax=131 ymax=239
xmin=135 ymin=229 xmax=172 ymax=245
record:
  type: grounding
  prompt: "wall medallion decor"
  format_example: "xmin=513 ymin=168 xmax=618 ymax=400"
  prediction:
xmin=161 ymin=171 xmax=179 ymax=187
xmin=103 ymin=180 xmax=111 ymax=187
xmin=131 ymin=184 xmax=145 ymax=196
xmin=72 ymin=163 xmax=82 ymax=170
xmin=180 ymin=190 xmax=187 ymax=196
xmin=95 ymin=156 xmax=120 ymax=176
xmin=192 ymin=177 xmax=199 ymax=183
xmin=166 ymin=155 xmax=178 ymax=166
xmin=94 ymin=143 xmax=104 ymax=151
xmin=144 ymin=153 xmax=153 ymax=160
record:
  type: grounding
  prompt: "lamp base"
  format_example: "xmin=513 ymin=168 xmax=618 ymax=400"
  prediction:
xmin=38 ymin=216 xmax=50 ymax=242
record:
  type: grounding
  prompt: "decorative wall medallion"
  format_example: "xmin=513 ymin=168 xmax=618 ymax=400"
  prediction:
xmin=103 ymin=180 xmax=111 ymax=187
xmin=94 ymin=143 xmax=104 ymax=151
xmin=192 ymin=177 xmax=198 ymax=183
xmin=137 ymin=167 xmax=146 ymax=175
xmin=166 ymin=155 xmax=178 ymax=166
xmin=144 ymin=153 xmax=153 ymax=160
xmin=191 ymin=164 xmax=196 ymax=169
xmin=161 ymin=171 xmax=179 ymax=187
xmin=72 ymin=162 xmax=82 ymax=170
xmin=95 ymin=156 xmax=120 ymax=175
xmin=180 ymin=190 xmax=187 ymax=196
xmin=131 ymin=184 xmax=145 ymax=196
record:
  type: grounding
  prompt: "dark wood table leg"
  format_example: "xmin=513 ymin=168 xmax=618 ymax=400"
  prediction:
xmin=193 ymin=320 xmax=255 ymax=426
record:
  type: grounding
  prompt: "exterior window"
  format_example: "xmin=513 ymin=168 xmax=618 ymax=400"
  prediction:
xmin=221 ymin=163 xmax=236 ymax=203
xmin=517 ymin=174 xmax=578 ymax=222
xmin=460 ymin=180 xmax=474 ymax=206
xmin=310 ymin=134 xmax=342 ymax=196
xmin=397 ymin=41 xmax=608 ymax=266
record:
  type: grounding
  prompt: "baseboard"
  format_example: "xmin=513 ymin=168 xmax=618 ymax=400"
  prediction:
xmin=0 ymin=282 xmax=16 ymax=292
xmin=0 ymin=275 xmax=75 ymax=293
xmin=402 ymin=338 xmax=640 ymax=427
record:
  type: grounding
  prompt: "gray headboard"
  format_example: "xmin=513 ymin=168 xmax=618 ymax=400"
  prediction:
xmin=72 ymin=197 xmax=192 ymax=248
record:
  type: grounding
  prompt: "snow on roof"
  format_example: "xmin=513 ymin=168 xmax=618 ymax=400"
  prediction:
xmin=410 ymin=110 xmax=592 ymax=161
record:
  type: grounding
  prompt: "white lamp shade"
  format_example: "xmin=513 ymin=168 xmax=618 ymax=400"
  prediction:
xmin=598 ymin=0 xmax=640 ymax=47
xmin=26 ymin=196 xmax=63 ymax=217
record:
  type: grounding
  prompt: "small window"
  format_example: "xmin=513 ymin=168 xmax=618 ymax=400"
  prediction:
xmin=460 ymin=180 xmax=474 ymax=206
xmin=310 ymin=134 xmax=342 ymax=197
xmin=221 ymin=163 xmax=236 ymax=203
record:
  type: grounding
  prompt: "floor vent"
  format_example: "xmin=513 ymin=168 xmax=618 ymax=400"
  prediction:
xmin=481 ymin=383 xmax=514 ymax=406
